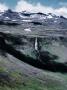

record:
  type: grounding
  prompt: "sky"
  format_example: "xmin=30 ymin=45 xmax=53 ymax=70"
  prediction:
xmin=0 ymin=0 xmax=67 ymax=17
xmin=0 ymin=0 xmax=67 ymax=8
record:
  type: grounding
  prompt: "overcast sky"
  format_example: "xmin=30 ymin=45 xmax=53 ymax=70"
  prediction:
xmin=0 ymin=0 xmax=67 ymax=17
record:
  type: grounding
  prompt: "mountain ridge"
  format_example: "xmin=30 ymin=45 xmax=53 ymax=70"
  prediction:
xmin=0 ymin=9 xmax=67 ymax=29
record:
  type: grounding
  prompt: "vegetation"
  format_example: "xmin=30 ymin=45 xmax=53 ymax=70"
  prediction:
xmin=0 ymin=65 xmax=66 ymax=90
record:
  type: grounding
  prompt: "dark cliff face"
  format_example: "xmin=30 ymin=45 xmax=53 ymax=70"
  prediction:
xmin=0 ymin=32 xmax=67 ymax=73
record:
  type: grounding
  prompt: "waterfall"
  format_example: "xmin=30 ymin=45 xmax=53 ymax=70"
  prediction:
xmin=35 ymin=37 xmax=38 ymax=51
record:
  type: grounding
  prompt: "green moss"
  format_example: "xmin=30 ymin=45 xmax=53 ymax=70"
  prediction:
xmin=0 ymin=67 xmax=7 ymax=72
xmin=0 ymin=71 xmax=66 ymax=90
xmin=0 ymin=61 xmax=66 ymax=90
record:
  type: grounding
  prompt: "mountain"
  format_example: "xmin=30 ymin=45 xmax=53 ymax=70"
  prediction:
xmin=0 ymin=9 xmax=22 ymax=25
xmin=0 ymin=9 xmax=21 ymax=21
xmin=0 ymin=9 xmax=67 ymax=29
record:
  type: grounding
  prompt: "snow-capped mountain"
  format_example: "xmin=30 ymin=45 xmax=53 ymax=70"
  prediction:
xmin=0 ymin=9 xmax=66 ymax=22
xmin=0 ymin=9 xmax=21 ymax=21
xmin=0 ymin=12 xmax=3 ymax=16
xmin=0 ymin=9 xmax=67 ymax=29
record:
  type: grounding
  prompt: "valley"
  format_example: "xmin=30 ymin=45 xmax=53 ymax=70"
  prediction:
xmin=0 ymin=9 xmax=67 ymax=90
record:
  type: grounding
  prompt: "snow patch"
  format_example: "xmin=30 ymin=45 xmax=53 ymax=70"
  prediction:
xmin=5 ymin=17 xmax=10 ymax=19
xmin=24 ymin=28 xmax=31 ymax=32
xmin=22 ymin=20 xmax=32 ymax=22
xmin=47 ymin=15 xmax=53 ymax=19
xmin=12 ymin=19 xmax=17 ymax=21
xmin=54 ymin=20 xmax=57 ymax=23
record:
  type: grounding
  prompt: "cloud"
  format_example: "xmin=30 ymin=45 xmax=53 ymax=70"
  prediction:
xmin=55 ymin=7 xmax=67 ymax=18
xmin=15 ymin=0 xmax=67 ymax=17
xmin=15 ymin=0 xmax=54 ymax=13
xmin=0 ymin=3 xmax=8 ymax=12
